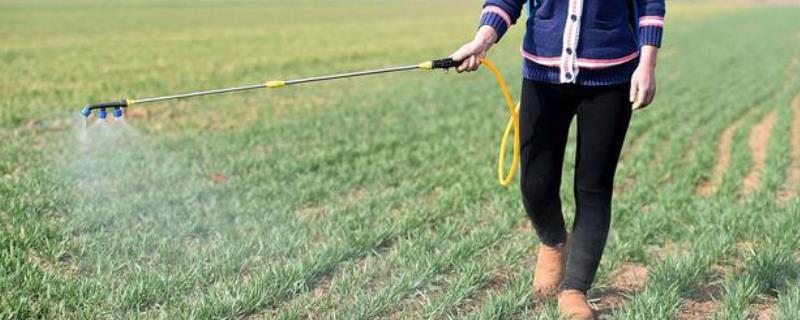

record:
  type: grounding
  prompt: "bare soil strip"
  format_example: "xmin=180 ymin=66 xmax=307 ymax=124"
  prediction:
xmin=27 ymin=249 xmax=79 ymax=279
xmin=748 ymin=297 xmax=777 ymax=320
xmin=742 ymin=111 xmax=778 ymax=196
xmin=696 ymin=110 xmax=754 ymax=196
xmin=591 ymin=263 xmax=648 ymax=318
xmin=676 ymin=282 xmax=723 ymax=320
xmin=778 ymin=93 xmax=800 ymax=202
xmin=684 ymin=110 xmax=727 ymax=164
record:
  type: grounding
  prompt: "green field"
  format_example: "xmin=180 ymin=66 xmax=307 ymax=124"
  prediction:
xmin=2 ymin=1 xmax=800 ymax=319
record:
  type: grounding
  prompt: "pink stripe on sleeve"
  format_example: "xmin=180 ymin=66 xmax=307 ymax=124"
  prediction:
xmin=639 ymin=16 xmax=665 ymax=27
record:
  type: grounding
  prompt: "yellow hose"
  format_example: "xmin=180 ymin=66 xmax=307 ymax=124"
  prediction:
xmin=477 ymin=58 xmax=520 ymax=187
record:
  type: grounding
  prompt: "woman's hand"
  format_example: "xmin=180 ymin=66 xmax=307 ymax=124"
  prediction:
xmin=630 ymin=45 xmax=659 ymax=110
xmin=450 ymin=26 xmax=498 ymax=73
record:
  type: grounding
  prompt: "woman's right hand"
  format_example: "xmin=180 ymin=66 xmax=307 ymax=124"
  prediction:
xmin=450 ymin=26 xmax=498 ymax=73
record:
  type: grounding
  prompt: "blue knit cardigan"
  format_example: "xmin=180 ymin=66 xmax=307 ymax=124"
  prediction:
xmin=479 ymin=0 xmax=665 ymax=86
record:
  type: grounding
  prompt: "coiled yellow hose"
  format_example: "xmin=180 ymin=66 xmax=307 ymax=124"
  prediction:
xmin=479 ymin=58 xmax=520 ymax=187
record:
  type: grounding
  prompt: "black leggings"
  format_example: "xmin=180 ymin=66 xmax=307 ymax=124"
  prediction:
xmin=519 ymin=79 xmax=632 ymax=293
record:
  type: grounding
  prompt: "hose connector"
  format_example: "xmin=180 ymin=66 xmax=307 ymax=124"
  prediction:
xmin=81 ymin=107 xmax=92 ymax=118
xmin=419 ymin=58 xmax=461 ymax=70
xmin=98 ymin=108 xmax=108 ymax=120
xmin=418 ymin=61 xmax=434 ymax=70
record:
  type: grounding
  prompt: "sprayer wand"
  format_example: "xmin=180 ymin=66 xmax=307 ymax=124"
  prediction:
xmin=80 ymin=58 xmax=461 ymax=120
xmin=80 ymin=57 xmax=520 ymax=187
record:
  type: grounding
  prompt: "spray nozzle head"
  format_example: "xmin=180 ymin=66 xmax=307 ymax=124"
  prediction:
xmin=82 ymin=99 xmax=130 ymax=119
xmin=113 ymin=107 xmax=123 ymax=119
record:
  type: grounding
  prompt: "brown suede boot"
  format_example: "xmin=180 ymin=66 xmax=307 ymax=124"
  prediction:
xmin=558 ymin=290 xmax=595 ymax=320
xmin=532 ymin=237 xmax=568 ymax=298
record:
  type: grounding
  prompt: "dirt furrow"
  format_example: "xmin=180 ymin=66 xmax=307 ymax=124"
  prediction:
xmin=742 ymin=111 xmax=778 ymax=196
xmin=748 ymin=298 xmax=777 ymax=320
xmin=592 ymin=263 xmax=648 ymax=319
xmin=696 ymin=110 xmax=754 ymax=196
xmin=778 ymin=93 xmax=800 ymax=202
xmin=675 ymin=281 xmax=723 ymax=320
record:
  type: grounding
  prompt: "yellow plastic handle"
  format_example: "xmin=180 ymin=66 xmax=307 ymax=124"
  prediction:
xmin=266 ymin=80 xmax=287 ymax=89
xmin=479 ymin=58 xmax=520 ymax=187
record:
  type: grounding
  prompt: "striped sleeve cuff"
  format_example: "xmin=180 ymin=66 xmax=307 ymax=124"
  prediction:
xmin=639 ymin=16 xmax=664 ymax=47
xmin=639 ymin=26 xmax=664 ymax=47
xmin=479 ymin=6 xmax=512 ymax=42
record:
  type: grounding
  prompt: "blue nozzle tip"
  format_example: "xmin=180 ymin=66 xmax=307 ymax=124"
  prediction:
xmin=98 ymin=108 xmax=108 ymax=119
xmin=81 ymin=107 xmax=92 ymax=118
xmin=113 ymin=107 xmax=123 ymax=118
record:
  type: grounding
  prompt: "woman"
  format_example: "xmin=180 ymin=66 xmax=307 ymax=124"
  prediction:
xmin=451 ymin=0 xmax=664 ymax=318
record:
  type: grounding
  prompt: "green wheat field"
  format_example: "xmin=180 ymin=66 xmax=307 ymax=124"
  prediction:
xmin=2 ymin=1 xmax=799 ymax=319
